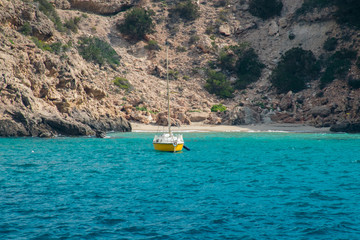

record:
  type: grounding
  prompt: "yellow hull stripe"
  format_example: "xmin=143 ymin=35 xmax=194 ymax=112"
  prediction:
xmin=153 ymin=143 xmax=184 ymax=152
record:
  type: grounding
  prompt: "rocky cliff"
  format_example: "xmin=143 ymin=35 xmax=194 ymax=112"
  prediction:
xmin=1 ymin=0 xmax=359 ymax=136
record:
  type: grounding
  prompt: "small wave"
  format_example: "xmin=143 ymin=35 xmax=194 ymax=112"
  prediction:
xmin=101 ymin=218 xmax=126 ymax=226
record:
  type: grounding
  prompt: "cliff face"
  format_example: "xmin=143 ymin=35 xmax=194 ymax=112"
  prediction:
xmin=0 ymin=0 xmax=359 ymax=136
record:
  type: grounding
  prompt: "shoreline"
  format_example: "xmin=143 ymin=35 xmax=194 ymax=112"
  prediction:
xmin=130 ymin=122 xmax=331 ymax=133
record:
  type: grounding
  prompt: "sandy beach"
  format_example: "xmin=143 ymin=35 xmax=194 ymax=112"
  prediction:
xmin=131 ymin=122 xmax=331 ymax=133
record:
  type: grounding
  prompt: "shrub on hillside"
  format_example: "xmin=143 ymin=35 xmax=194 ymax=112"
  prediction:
xmin=248 ymin=0 xmax=283 ymax=20
xmin=35 ymin=0 xmax=64 ymax=32
xmin=356 ymin=56 xmax=360 ymax=69
xmin=296 ymin=0 xmax=335 ymax=16
xmin=64 ymin=17 xmax=81 ymax=33
xmin=114 ymin=77 xmax=133 ymax=91
xmin=233 ymin=48 xmax=265 ymax=89
xmin=323 ymin=37 xmax=338 ymax=51
xmin=335 ymin=0 xmax=360 ymax=29
xmin=78 ymin=37 xmax=120 ymax=66
xmin=348 ymin=77 xmax=360 ymax=89
xmin=32 ymin=37 xmax=66 ymax=54
xmin=320 ymin=48 xmax=357 ymax=88
xmin=217 ymin=45 xmax=265 ymax=89
xmin=296 ymin=0 xmax=360 ymax=29
xmin=20 ymin=22 xmax=32 ymax=36
xmin=270 ymin=47 xmax=320 ymax=93
xmin=205 ymin=69 xmax=234 ymax=99
xmin=117 ymin=7 xmax=155 ymax=40
xmin=211 ymin=104 xmax=227 ymax=112
xmin=169 ymin=0 xmax=200 ymax=21
xmin=145 ymin=40 xmax=161 ymax=51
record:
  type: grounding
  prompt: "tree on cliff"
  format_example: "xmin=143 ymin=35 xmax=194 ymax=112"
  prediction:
xmin=248 ymin=0 xmax=283 ymax=20
xmin=117 ymin=7 xmax=155 ymax=40
xmin=270 ymin=47 xmax=320 ymax=93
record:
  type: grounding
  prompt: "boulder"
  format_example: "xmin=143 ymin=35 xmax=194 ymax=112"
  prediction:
xmin=69 ymin=0 xmax=133 ymax=15
xmin=205 ymin=113 xmax=222 ymax=125
xmin=311 ymin=106 xmax=331 ymax=117
xmin=0 ymin=119 xmax=29 ymax=137
xmin=330 ymin=121 xmax=360 ymax=133
xmin=176 ymin=112 xmax=191 ymax=125
xmin=42 ymin=117 xmax=95 ymax=136
xmin=196 ymin=35 xmax=213 ymax=53
xmin=188 ymin=112 xmax=209 ymax=122
xmin=268 ymin=20 xmax=279 ymax=36
xmin=83 ymin=85 xmax=106 ymax=100
xmin=219 ymin=24 xmax=231 ymax=36
xmin=155 ymin=112 xmax=179 ymax=126
xmin=224 ymin=106 xmax=260 ymax=125
xmin=279 ymin=92 xmax=293 ymax=111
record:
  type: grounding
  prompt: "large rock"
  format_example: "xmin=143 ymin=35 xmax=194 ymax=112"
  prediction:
xmin=311 ymin=106 xmax=331 ymax=117
xmin=279 ymin=92 xmax=293 ymax=111
xmin=42 ymin=116 xmax=94 ymax=136
xmin=268 ymin=20 xmax=279 ymax=36
xmin=188 ymin=111 xmax=209 ymax=122
xmin=69 ymin=0 xmax=133 ymax=15
xmin=219 ymin=24 xmax=231 ymax=36
xmin=330 ymin=121 xmax=360 ymax=133
xmin=196 ymin=35 xmax=212 ymax=53
xmin=0 ymin=119 xmax=29 ymax=137
xmin=224 ymin=106 xmax=260 ymax=125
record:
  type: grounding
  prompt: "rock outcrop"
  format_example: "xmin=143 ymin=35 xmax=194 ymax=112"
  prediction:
xmin=68 ymin=0 xmax=134 ymax=15
xmin=330 ymin=122 xmax=360 ymax=133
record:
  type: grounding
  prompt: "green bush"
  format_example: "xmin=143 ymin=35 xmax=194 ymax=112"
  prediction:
xmin=205 ymin=69 xmax=234 ymax=99
xmin=217 ymin=45 xmax=265 ymax=89
xmin=189 ymin=34 xmax=200 ymax=44
xmin=211 ymin=103 xmax=227 ymax=112
xmin=233 ymin=48 xmax=265 ymax=89
xmin=64 ymin=17 xmax=81 ymax=33
xmin=20 ymin=22 xmax=32 ymax=36
xmin=114 ymin=77 xmax=133 ymax=91
xmin=320 ymin=48 xmax=357 ymax=88
xmin=168 ymin=69 xmax=179 ymax=80
xmin=218 ymin=47 xmax=236 ymax=72
xmin=323 ymin=37 xmax=338 ymax=51
xmin=214 ymin=0 xmax=229 ymax=7
xmin=335 ymin=0 xmax=360 ymax=29
xmin=356 ymin=56 xmax=360 ymax=69
xmin=296 ymin=0 xmax=334 ymax=16
xmin=170 ymin=0 xmax=200 ymax=21
xmin=31 ymin=37 xmax=66 ymax=54
xmin=348 ymin=77 xmax=360 ymax=89
xmin=270 ymin=47 xmax=320 ymax=93
xmin=176 ymin=46 xmax=187 ymax=52
xmin=296 ymin=0 xmax=360 ymax=29
xmin=117 ymin=7 xmax=155 ymax=40
xmin=248 ymin=0 xmax=283 ymax=20
xmin=35 ymin=0 xmax=64 ymax=32
xmin=145 ymin=40 xmax=161 ymax=51
xmin=78 ymin=37 xmax=120 ymax=66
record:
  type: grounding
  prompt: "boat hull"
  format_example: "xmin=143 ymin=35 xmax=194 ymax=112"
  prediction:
xmin=153 ymin=143 xmax=184 ymax=152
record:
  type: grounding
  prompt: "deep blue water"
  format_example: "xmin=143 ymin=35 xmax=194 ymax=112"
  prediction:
xmin=1 ymin=132 xmax=360 ymax=239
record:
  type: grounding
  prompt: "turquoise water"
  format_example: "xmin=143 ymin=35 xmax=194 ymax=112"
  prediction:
xmin=1 ymin=132 xmax=360 ymax=239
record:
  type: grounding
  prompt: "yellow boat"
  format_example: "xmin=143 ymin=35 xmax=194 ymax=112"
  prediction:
xmin=153 ymin=133 xmax=184 ymax=152
xmin=153 ymin=43 xmax=185 ymax=152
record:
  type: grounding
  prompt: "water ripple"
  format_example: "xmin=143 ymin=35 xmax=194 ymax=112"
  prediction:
xmin=1 ymin=132 xmax=360 ymax=239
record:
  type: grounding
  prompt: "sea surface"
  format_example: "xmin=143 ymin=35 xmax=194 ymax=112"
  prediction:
xmin=1 ymin=132 xmax=360 ymax=239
